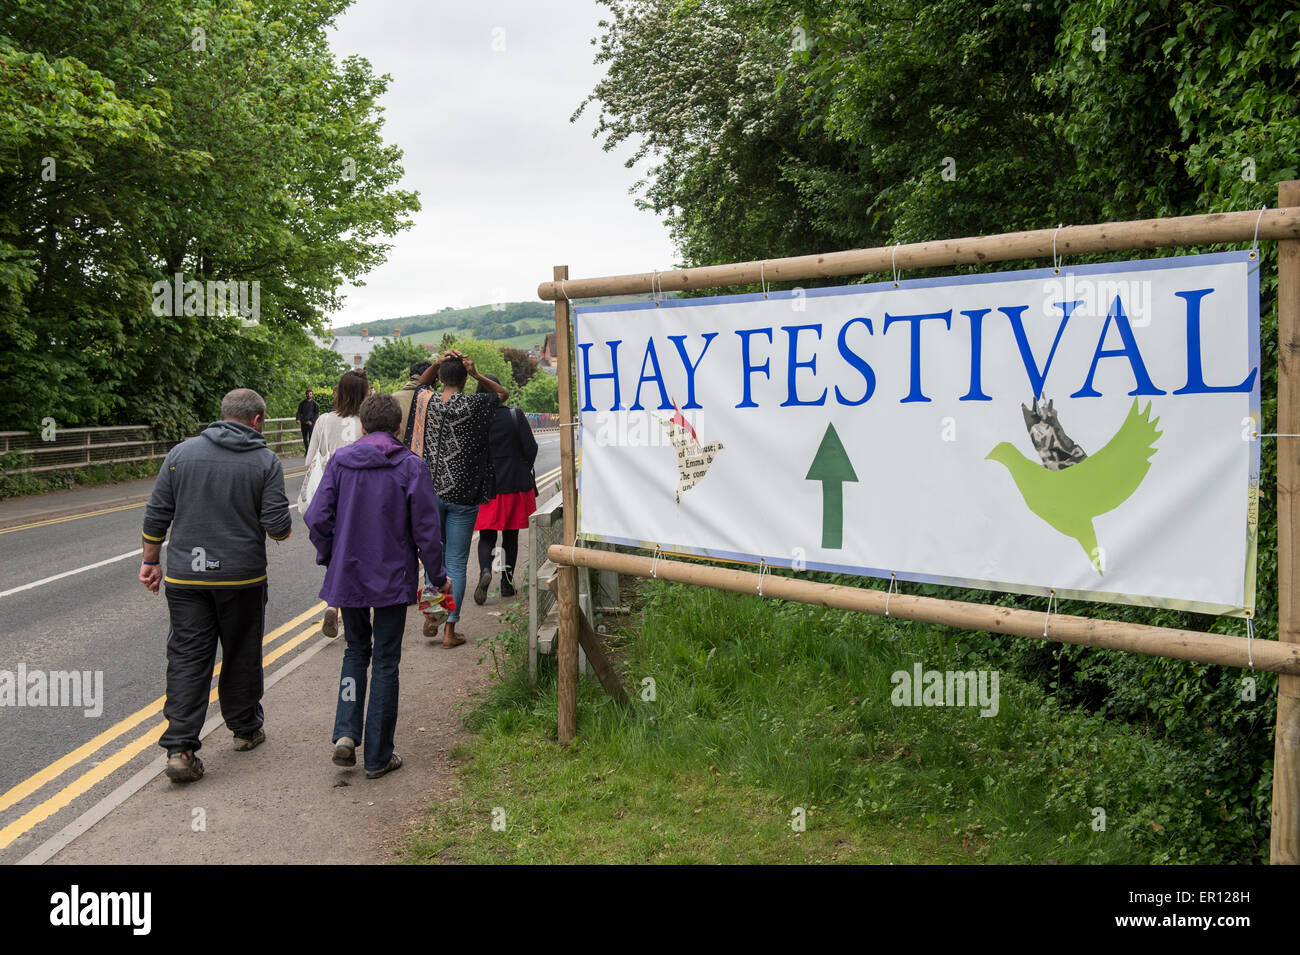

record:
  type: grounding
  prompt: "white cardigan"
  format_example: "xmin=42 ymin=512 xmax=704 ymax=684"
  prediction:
xmin=304 ymin=412 xmax=361 ymax=465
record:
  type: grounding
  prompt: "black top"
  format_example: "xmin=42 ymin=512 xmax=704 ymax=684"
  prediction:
xmin=407 ymin=387 xmax=499 ymax=505
xmin=295 ymin=398 xmax=320 ymax=424
xmin=487 ymin=406 xmax=539 ymax=495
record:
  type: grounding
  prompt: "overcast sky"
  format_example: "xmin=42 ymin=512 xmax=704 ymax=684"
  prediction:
xmin=325 ymin=0 xmax=675 ymax=328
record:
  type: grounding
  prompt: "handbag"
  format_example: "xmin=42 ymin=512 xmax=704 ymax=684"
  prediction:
xmin=297 ymin=450 xmax=325 ymax=513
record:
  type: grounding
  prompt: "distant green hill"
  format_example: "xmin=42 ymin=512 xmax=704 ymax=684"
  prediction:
xmin=331 ymin=294 xmax=665 ymax=343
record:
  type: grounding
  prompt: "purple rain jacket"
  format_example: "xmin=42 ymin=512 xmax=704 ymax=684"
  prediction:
xmin=304 ymin=430 xmax=448 ymax=608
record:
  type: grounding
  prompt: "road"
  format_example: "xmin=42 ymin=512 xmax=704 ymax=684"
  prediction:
xmin=0 ymin=430 xmax=560 ymax=861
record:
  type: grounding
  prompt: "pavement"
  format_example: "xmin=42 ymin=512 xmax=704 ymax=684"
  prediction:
xmin=1 ymin=435 xmax=563 ymax=865
xmin=40 ymin=592 xmax=511 ymax=866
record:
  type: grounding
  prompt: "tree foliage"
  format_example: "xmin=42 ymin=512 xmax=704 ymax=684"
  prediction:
xmin=365 ymin=337 xmax=428 ymax=381
xmin=0 ymin=0 xmax=419 ymax=433
xmin=516 ymin=371 xmax=559 ymax=414
xmin=500 ymin=346 xmax=539 ymax=388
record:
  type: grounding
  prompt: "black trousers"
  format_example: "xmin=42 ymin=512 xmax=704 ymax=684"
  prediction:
xmin=477 ymin=528 xmax=519 ymax=584
xmin=300 ymin=424 xmax=311 ymax=453
xmin=160 ymin=584 xmax=268 ymax=754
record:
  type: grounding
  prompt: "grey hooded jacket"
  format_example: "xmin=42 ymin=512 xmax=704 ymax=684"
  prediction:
xmin=142 ymin=420 xmax=292 ymax=588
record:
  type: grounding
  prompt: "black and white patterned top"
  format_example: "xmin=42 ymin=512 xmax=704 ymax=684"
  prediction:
xmin=406 ymin=387 xmax=499 ymax=505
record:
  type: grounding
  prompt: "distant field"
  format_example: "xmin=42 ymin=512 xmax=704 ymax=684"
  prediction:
xmin=404 ymin=319 xmax=550 ymax=351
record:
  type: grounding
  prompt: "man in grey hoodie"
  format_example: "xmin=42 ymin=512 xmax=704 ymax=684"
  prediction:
xmin=138 ymin=388 xmax=293 ymax=783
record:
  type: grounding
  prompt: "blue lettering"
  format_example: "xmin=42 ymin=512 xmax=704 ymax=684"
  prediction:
xmin=629 ymin=339 xmax=670 ymax=411
xmin=667 ymin=333 xmax=718 ymax=409
xmin=735 ymin=327 xmax=774 ymax=408
xmin=1003 ymin=301 xmax=1079 ymax=401
xmin=835 ymin=317 xmax=876 ymax=406
xmin=1171 ymin=288 xmax=1258 ymax=395
xmin=578 ymin=340 xmax=622 ymax=412
xmin=959 ymin=308 xmax=992 ymax=401
xmin=883 ymin=310 xmax=952 ymax=403
xmin=780 ymin=324 xmax=828 ymax=407
xmin=1071 ymin=296 xmax=1166 ymax=398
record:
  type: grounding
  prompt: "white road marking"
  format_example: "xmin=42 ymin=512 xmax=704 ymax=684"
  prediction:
xmin=0 ymin=545 xmax=167 ymax=599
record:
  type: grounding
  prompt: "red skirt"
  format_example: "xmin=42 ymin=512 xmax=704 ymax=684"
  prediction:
xmin=475 ymin=489 xmax=537 ymax=531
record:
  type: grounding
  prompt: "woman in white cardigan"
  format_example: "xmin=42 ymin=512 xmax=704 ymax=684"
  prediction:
xmin=301 ymin=369 xmax=368 ymax=637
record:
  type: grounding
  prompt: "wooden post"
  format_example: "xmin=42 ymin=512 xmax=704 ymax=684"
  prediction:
xmin=553 ymin=265 xmax=580 ymax=743
xmin=1274 ymin=180 xmax=1300 ymax=864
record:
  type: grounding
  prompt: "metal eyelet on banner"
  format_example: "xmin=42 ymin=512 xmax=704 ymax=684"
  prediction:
xmin=885 ymin=573 xmax=898 ymax=617
xmin=1044 ymin=589 xmax=1057 ymax=637
xmin=1052 ymin=224 xmax=1064 ymax=274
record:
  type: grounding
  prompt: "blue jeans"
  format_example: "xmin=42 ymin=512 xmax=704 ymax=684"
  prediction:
xmin=333 ymin=604 xmax=406 ymax=772
xmin=437 ymin=496 xmax=479 ymax=624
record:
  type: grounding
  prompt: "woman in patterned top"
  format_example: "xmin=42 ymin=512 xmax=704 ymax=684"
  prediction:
xmin=405 ymin=350 xmax=509 ymax=647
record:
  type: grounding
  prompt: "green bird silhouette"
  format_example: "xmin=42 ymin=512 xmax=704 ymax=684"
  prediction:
xmin=985 ymin=399 xmax=1161 ymax=574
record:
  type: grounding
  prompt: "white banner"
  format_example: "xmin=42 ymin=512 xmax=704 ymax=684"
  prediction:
xmin=574 ymin=252 xmax=1261 ymax=616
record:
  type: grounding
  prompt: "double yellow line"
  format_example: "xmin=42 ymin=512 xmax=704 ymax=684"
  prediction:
xmin=0 ymin=600 xmax=325 ymax=851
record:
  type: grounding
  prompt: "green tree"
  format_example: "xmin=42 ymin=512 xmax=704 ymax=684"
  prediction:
xmin=516 ymin=373 xmax=559 ymax=414
xmin=365 ymin=337 xmax=428 ymax=381
xmin=0 ymin=0 xmax=419 ymax=432
xmin=500 ymin=346 xmax=539 ymax=387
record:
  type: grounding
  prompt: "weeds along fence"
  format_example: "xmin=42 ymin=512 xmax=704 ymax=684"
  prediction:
xmin=0 ymin=418 xmax=302 ymax=475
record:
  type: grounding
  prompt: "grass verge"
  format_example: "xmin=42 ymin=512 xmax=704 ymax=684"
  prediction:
xmin=403 ymin=578 xmax=1263 ymax=864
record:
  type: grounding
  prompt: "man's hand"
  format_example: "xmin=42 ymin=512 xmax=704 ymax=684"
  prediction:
xmin=461 ymin=355 xmax=477 ymax=376
xmin=139 ymin=563 xmax=162 ymax=595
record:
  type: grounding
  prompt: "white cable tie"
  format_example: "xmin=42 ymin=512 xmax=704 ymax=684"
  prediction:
xmin=757 ymin=558 xmax=768 ymax=597
xmin=558 ymin=279 xmax=569 ymax=301
xmin=1250 ymin=205 xmax=1266 ymax=260
xmin=651 ymin=269 xmax=661 ymax=306
xmin=892 ymin=243 xmax=901 ymax=287
xmin=760 ymin=261 xmax=768 ymax=299
xmin=1044 ymin=589 xmax=1056 ymax=637
xmin=1052 ymin=223 xmax=1064 ymax=274
xmin=1246 ymin=613 xmax=1255 ymax=669
xmin=885 ymin=573 xmax=898 ymax=617
xmin=650 ymin=544 xmax=662 ymax=579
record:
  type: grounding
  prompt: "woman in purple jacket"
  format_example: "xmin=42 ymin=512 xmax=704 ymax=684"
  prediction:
xmin=304 ymin=394 xmax=451 ymax=779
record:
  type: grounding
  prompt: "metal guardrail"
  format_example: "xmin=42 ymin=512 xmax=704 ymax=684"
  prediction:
xmin=0 ymin=418 xmax=303 ymax=475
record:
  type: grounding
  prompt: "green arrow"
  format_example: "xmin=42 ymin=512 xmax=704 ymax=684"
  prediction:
xmin=805 ymin=423 xmax=858 ymax=549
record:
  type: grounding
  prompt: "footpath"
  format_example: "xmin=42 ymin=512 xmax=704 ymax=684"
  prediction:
xmin=5 ymin=466 xmax=535 ymax=865
xmin=40 ymin=601 xmax=507 ymax=865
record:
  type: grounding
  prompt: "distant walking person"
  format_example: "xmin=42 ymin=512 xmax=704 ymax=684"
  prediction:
xmin=405 ymin=350 xmax=508 ymax=647
xmin=473 ymin=376 xmax=538 ymax=603
xmin=300 ymin=369 xmax=368 ymax=639
xmin=139 ymin=388 xmax=292 ymax=784
xmin=295 ymin=388 xmax=320 ymax=455
xmin=304 ymin=393 xmax=450 ymax=778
